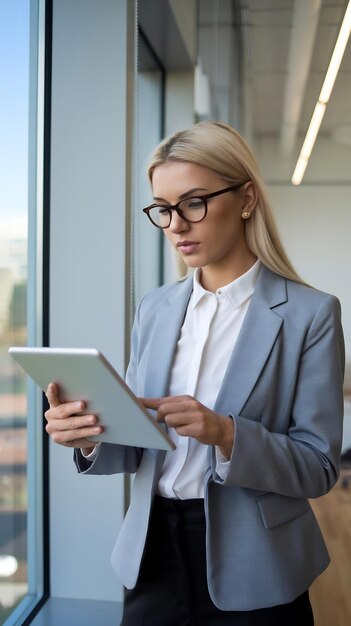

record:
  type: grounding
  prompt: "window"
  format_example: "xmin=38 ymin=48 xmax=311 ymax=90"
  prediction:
xmin=133 ymin=29 xmax=165 ymax=307
xmin=0 ymin=0 xmax=45 ymax=623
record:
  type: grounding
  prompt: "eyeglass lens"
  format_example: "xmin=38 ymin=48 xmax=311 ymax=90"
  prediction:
xmin=149 ymin=197 xmax=206 ymax=228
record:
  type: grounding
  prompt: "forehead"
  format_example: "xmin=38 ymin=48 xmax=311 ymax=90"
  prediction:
xmin=152 ymin=161 xmax=223 ymax=195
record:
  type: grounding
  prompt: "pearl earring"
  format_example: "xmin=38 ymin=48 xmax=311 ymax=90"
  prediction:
xmin=241 ymin=211 xmax=251 ymax=220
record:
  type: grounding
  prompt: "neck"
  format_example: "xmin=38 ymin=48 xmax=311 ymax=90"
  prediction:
xmin=199 ymin=254 xmax=257 ymax=292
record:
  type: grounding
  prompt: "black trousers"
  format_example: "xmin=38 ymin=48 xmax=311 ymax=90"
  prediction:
xmin=121 ymin=496 xmax=314 ymax=626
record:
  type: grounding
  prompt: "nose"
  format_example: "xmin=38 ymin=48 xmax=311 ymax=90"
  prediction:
xmin=169 ymin=209 xmax=190 ymax=233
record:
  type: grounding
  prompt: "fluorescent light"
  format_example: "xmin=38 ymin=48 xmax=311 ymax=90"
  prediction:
xmin=291 ymin=102 xmax=326 ymax=185
xmin=291 ymin=156 xmax=308 ymax=186
xmin=320 ymin=1 xmax=351 ymax=103
xmin=291 ymin=0 xmax=351 ymax=185
xmin=300 ymin=102 xmax=326 ymax=158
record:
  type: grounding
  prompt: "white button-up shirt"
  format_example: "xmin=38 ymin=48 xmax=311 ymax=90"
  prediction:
xmin=157 ymin=260 xmax=260 ymax=499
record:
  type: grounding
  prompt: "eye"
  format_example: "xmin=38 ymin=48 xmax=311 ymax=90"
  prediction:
xmin=181 ymin=198 xmax=205 ymax=210
xmin=158 ymin=206 xmax=170 ymax=215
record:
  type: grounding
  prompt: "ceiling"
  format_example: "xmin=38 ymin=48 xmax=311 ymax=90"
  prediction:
xmin=198 ymin=0 xmax=351 ymax=184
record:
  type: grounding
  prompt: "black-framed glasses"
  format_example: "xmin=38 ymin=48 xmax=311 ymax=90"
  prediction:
xmin=142 ymin=183 xmax=247 ymax=229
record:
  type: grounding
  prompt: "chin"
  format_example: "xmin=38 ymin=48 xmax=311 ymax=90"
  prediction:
xmin=182 ymin=258 xmax=199 ymax=269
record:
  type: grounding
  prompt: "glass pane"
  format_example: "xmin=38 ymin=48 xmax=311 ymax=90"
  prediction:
xmin=133 ymin=32 xmax=164 ymax=304
xmin=0 ymin=1 xmax=30 ymax=621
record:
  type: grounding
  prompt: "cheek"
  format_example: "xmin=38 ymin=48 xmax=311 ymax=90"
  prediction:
xmin=163 ymin=230 xmax=173 ymax=245
xmin=163 ymin=230 xmax=180 ymax=251
xmin=209 ymin=207 xmax=242 ymax=237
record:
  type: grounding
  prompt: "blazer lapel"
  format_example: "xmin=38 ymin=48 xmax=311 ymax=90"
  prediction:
xmin=142 ymin=266 xmax=287 ymax=426
xmin=143 ymin=276 xmax=193 ymax=398
xmin=214 ymin=266 xmax=288 ymax=417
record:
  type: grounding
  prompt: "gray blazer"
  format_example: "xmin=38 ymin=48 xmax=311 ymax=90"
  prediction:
xmin=75 ymin=265 xmax=345 ymax=611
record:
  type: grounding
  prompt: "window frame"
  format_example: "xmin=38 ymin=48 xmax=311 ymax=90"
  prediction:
xmin=3 ymin=0 xmax=51 ymax=623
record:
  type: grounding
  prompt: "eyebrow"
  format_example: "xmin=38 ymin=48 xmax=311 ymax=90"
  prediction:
xmin=153 ymin=187 xmax=208 ymax=203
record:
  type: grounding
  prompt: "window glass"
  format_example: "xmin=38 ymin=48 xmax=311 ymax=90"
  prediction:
xmin=0 ymin=0 xmax=42 ymax=622
xmin=133 ymin=31 xmax=164 ymax=306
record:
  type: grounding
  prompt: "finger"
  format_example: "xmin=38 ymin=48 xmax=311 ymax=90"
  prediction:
xmin=161 ymin=411 xmax=195 ymax=428
xmin=46 ymin=413 xmax=98 ymax=432
xmin=69 ymin=438 xmax=100 ymax=450
xmin=139 ymin=397 xmax=163 ymax=410
xmin=49 ymin=424 xmax=103 ymax=446
xmin=140 ymin=395 xmax=194 ymax=411
xmin=168 ymin=416 xmax=210 ymax=442
xmin=45 ymin=382 xmax=61 ymax=408
xmin=174 ymin=424 xmax=197 ymax=438
xmin=44 ymin=400 xmax=86 ymax=422
xmin=54 ymin=436 xmax=100 ymax=450
xmin=156 ymin=398 xmax=199 ymax=421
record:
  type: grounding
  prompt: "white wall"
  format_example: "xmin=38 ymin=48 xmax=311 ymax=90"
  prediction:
xmin=270 ymin=184 xmax=351 ymax=450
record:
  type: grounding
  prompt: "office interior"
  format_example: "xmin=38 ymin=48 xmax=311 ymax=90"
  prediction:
xmin=0 ymin=0 xmax=350 ymax=625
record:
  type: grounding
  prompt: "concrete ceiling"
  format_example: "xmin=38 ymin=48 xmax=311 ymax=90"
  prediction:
xmin=198 ymin=0 xmax=351 ymax=183
xmin=243 ymin=0 xmax=350 ymax=137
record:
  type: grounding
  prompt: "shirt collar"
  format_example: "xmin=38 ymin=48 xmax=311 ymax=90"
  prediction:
xmin=191 ymin=260 xmax=261 ymax=309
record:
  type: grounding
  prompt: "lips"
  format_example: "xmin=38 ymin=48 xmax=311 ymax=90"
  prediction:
xmin=177 ymin=241 xmax=200 ymax=254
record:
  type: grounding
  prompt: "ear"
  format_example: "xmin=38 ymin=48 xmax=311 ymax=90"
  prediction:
xmin=240 ymin=181 xmax=258 ymax=217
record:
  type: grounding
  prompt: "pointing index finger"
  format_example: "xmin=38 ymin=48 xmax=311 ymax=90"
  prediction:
xmin=139 ymin=397 xmax=164 ymax=410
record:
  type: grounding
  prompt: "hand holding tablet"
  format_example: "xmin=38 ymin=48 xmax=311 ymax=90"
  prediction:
xmin=9 ymin=347 xmax=175 ymax=451
xmin=45 ymin=381 xmax=103 ymax=453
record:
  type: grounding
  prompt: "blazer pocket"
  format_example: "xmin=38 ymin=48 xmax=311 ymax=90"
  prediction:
xmin=257 ymin=493 xmax=311 ymax=530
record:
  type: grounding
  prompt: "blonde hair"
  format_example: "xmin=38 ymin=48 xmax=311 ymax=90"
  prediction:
xmin=148 ymin=121 xmax=304 ymax=284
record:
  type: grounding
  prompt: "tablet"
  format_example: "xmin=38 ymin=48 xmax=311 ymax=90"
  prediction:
xmin=9 ymin=347 xmax=175 ymax=451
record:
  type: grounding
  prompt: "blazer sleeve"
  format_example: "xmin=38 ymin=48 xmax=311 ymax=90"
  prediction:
xmin=211 ymin=294 xmax=345 ymax=499
xmin=74 ymin=300 xmax=144 ymax=476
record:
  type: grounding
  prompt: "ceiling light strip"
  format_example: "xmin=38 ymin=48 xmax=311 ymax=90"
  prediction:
xmin=291 ymin=0 xmax=351 ymax=185
xmin=291 ymin=102 xmax=326 ymax=185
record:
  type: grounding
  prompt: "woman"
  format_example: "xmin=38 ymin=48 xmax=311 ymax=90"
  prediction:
xmin=45 ymin=122 xmax=344 ymax=625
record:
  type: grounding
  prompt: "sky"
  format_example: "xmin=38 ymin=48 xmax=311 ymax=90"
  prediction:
xmin=0 ymin=0 xmax=30 ymax=222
